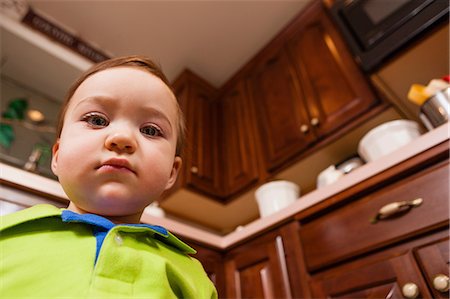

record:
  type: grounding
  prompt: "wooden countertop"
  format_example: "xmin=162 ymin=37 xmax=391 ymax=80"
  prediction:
xmin=1 ymin=124 xmax=449 ymax=250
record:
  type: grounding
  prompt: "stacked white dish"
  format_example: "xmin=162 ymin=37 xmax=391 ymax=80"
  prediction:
xmin=358 ymin=120 xmax=422 ymax=162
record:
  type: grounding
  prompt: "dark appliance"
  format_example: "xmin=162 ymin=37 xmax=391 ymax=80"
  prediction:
xmin=330 ymin=0 xmax=449 ymax=72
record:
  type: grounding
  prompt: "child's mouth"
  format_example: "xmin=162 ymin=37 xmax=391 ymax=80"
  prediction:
xmin=97 ymin=158 xmax=136 ymax=174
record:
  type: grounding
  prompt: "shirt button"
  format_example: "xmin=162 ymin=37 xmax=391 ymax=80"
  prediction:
xmin=114 ymin=233 xmax=123 ymax=245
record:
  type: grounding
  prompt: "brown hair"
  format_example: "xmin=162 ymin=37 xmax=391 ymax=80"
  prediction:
xmin=56 ymin=55 xmax=185 ymax=157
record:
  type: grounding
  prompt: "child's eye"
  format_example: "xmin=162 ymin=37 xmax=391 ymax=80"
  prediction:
xmin=140 ymin=125 xmax=163 ymax=137
xmin=81 ymin=113 xmax=109 ymax=128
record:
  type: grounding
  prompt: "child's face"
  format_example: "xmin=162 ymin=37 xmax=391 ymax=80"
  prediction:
xmin=51 ymin=67 xmax=181 ymax=220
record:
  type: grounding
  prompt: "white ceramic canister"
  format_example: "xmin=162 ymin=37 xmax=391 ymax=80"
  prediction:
xmin=255 ymin=180 xmax=300 ymax=217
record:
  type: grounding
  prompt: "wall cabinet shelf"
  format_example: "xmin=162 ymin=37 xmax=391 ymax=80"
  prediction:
xmin=0 ymin=15 xmax=90 ymax=178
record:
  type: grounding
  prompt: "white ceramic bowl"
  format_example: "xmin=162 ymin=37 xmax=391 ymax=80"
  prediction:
xmin=358 ymin=120 xmax=422 ymax=162
xmin=255 ymin=180 xmax=300 ymax=217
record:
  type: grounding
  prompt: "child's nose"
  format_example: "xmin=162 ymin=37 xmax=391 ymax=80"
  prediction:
xmin=105 ymin=132 xmax=137 ymax=154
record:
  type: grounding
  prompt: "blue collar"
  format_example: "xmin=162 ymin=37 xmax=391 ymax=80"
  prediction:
xmin=61 ymin=210 xmax=168 ymax=236
xmin=0 ymin=204 xmax=196 ymax=255
xmin=61 ymin=210 xmax=170 ymax=264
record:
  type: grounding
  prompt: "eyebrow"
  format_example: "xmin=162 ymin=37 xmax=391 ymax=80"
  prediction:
xmin=73 ymin=96 xmax=174 ymax=133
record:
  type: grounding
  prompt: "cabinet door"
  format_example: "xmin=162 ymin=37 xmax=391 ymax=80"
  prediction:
xmin=310 ymin=253 xmax=432 ymax=299
xmin=225 ymin=231 xmax=294 ymax=299
xmin=174 ymin=72 xmax=221 ymax=197
xmin=218 ymin=80 xmax=260 ymax=197
xmin=287 ymin=1 xmax=378 ymax=138
xmin=415 ymin=238 xmax=449 ymax=299
xmin=191 ymin=244 xmax=225 ymax=298
xmin=248 ymin=47 xmax=314 ymax=172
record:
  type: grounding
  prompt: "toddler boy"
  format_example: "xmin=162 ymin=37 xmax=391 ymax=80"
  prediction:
xmin=0 ymin=56 xmax=217 ymax=298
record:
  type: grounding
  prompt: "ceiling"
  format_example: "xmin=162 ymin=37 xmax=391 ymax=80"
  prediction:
xmin=26 ymin=0 xmax=311 ymax=88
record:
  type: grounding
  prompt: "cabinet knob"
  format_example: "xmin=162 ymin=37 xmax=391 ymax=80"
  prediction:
xmin=310 ymin=117 xmax=320 ymax=127
xmin=300 ymin=124 xmax=309 ymax=133
xmin=402 ymin=282 xmax=419 ymax=299
xmin=432 ymin=274 xmax=449 ymax=292
xmin=190 ymin=166 xmax=198 ymax=174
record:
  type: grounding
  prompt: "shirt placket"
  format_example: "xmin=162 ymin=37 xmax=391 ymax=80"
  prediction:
xmin=87 ymin=227 xmax=143 ymax=297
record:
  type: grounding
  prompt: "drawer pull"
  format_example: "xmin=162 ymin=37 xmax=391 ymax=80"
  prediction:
xmin=432 ymin=274 xmax=449 ymax=292
xmin=402 ymin=282 xmax=419 ymax=299
xmin=371 ymin=198 xmax=423 ymax=224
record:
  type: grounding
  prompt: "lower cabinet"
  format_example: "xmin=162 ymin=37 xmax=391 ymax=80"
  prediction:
xmin=308 ymin=233 xmax=448 ymax=299
xmin=223 ymin=225 xmax=303 ymax=299
xmin=190 ymin=142 xmax=449 ymax=299
xmin=298 ymin=144 xmax=449 ymax=299
xmin=415 ymin=238 xmax=450 ymax=299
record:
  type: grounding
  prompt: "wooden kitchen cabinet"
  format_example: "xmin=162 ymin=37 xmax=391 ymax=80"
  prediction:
xmin=307 ymin=231 xmax=449 ymax=299
xmin=172 ymin=71 xmax=261 ymax=200
xmin=309 ymin=250 xmax=432 ymax=298
xmin=217 ymin=79 xmax=261 ymax=198
xmin=415 ymin=238 xmax=450 ymax=299
xmin=286 ymin=0 xmax=379 ymax=138
xmin=167 ymin=0 xmax=385 ymax=200
xmin=247 ymin=46 xmax=315 ymax=171
xmin=295 ymin=142 xmax=450 ymax=298
xmin=246 ymin=0 xmax=380 ymax=172
xmin=172 ymin=70 xmax=222 ymax=198
xmin=178 ymin=138 xmax=448 ymax=299
xmin=224 ymin=225 xmax=303 ymax=299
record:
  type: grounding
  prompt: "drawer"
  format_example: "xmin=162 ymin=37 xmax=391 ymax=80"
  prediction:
xmin=300 ymin=161 xmax=450 ymax=271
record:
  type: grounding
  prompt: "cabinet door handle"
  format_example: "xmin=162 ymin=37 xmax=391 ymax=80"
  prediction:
xmin=190 ymin=166 xmax=199 ymax=174
xmin=432 ymin=274 xmax=449 ymax=292
xmin=310 ymin=117 xmax=320 ymax=127
xmin=300 ymin=124 xmax=309 ymax=133
xmin=402 ymin=282 xmax=419 ymax=299
xmin=370 ymin=198 xmax=423 ymax=224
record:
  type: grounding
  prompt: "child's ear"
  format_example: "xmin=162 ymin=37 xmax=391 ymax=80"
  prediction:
xmin=164 ymin=156 xmax=182 ymax=191
xmin=51 ymin=140 xmax=60 ymax=176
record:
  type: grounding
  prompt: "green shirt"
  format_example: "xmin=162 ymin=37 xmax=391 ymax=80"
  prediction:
xmin=0 ymin=204 xmax=217 ymax=298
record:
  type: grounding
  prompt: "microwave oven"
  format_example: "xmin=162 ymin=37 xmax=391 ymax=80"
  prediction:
xmin=330 ymin=0 xmax=449 ymax=72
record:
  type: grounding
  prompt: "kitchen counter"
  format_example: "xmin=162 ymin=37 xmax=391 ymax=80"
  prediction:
xmin=1 ymin=124 xmax=449 ymax=249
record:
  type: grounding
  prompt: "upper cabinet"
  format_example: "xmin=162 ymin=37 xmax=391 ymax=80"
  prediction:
xmin=218 ymin=79 xmax=260 ymax=198
xmin=247 ymin=46 xmax=315 ymax=172
xmin=173 ymin=73 xmax=262 ymax=201
xmin=246 ymin=0 xmax=381 ymax=172
xmin=286 ymin=1 xmax=379 ymax=138
xmin=169 ymin=0 xmax=387 ymax=202
xmin=172 ymin=70 xmax=221 ymax=198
